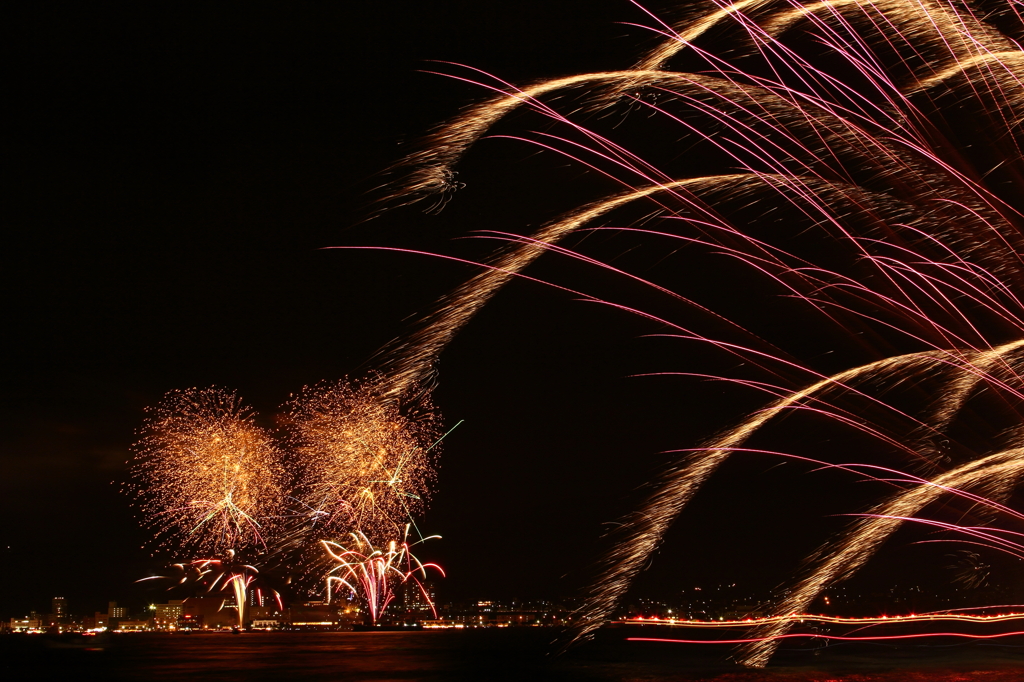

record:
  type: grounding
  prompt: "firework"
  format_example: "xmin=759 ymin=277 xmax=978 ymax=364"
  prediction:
xmin=140 ymin=549 xmax=283 ymax=628
xmin=572 ymin=339 xmax=1024 ymax=655
xmin=947 ymin=550 xmax=993 ymax=590
xmin=284 ymin=376 xmax=441 ymax=545
xmin=130 ymin=387 xmax=287 ymax=554
xmin=367 ymin=0 xmax=1024 ymax=667
xmin=322 ymin=528 xmax=443 ymax=624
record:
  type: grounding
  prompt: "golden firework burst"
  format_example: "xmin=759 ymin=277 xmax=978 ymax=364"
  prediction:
xmin=285 ymin=376 xmax=440 ymax=544
xmin=131 ymin=387 xmax=287 ymax=554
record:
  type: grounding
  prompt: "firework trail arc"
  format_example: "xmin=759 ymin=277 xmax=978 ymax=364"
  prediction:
xmin=564 ymin=339 xmax=1024 ymax=647
xmin=378 ymin=175 xmax=783 ymax=398
xmin=739 ymin=446 xmax=1024 ymax=666
xmin=365 ymin=0 xmax=1024 ymax=665
xmin=377 ymin=0 xmax=1024 ymax=392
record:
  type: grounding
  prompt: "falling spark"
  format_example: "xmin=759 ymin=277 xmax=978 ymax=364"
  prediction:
xmin=363 ymin=0 xmax=1024 ymax=667
xmin=322 ymin=528 xmax=443 ymax=624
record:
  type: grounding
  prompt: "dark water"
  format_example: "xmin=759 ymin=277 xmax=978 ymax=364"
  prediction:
xmin=4 ymin=628 xmax=1024 ymax=681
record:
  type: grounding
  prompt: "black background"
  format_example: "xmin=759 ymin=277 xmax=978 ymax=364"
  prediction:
xmin=5 ymin=1 xmax=998 ymax=620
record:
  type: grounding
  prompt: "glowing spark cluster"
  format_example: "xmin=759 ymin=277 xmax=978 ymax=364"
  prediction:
xmin=323 ymin=528 xmax=443 ymax=624
xmin=286 ymin=377 xmax=440 ymax=544
xmin=947 ymin=550 xmax=992 ymax=590
xmin=130 ymin=387 xmax=287 ymax=554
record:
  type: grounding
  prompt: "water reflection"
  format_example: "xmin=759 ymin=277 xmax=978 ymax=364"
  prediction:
xmin=4 ymin=629 xmax=1024 ymax=681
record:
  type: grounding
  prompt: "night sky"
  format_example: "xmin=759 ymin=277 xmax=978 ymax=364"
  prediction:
xmin=6 ymin=2 xmax=1009 ymax=620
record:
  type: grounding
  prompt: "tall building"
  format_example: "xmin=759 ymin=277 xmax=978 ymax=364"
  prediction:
xmin=154 ymin=600 xmax=184 ymax=630
xmin=47 ymin=597 xmax=68 ymax=627
xmin=106 ymin=601 xmax=128 ymax=629
xmin=402 ymin=580 xmax=435 ymax=614
xmin=108 ymin=601 xmax=128 ymax=619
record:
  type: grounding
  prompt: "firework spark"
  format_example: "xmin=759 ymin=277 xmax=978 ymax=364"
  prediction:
xmin=322 ymin=528 xmax=443 ymax=624
xmin=139 ymin=549 xmax=282 ymax=628
xmin=365 ymin=0 xmax=1024 ymax=667
xmin=130 ymin=387 xmax=287 ymax=555
xmin=947 ymin=550 xmax=993 ymax=590
xmin=284 ymin=376 xmax=441 ymax=545
xmin=571 ymin=340 xmax=1024 ymax=650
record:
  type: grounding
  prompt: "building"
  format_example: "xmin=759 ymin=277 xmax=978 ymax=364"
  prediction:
xmin=154 ymin=600 xmax=185 ymax=630
xmin=116 ymin=620 xmax=149 ymax=632
xmin=290 ymin=601 xmax=339 ymax=628
xmin=250 ymin=619 xmax=281 ymax=629
xmin=401 ymin=580 xmax=436 ymax=615
xmin=51 ymin=597 xmax=66 ymax=622
xmin=247 ymin=589 xmax=280 ymax=608
xmin=182 ymin=596 xmax=237 ymax=629
xmin=99 ymin=601 xmax=129 ymax=630
xmin=9 ymin=618 xmax=43 ymax=633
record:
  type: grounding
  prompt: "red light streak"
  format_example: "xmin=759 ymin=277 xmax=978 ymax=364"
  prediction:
xmin=629 ymin=630 xmax=1024 ymax=645
xmin=622 ymin=611 xmax=1024 ymax=628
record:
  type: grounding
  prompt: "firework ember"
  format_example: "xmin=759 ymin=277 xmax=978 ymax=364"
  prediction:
xmin=322 ymin=528 xmax=443 ymax=624
xmin=139 ymin=549 xmax=282 ymax=628
xmin=285 ymin=377 xmax=441 ymax=545
xmin=130 ymin=387 xmax=287 ymax=554
xmin=364 ymin=0 xmax=1024 ymax=667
